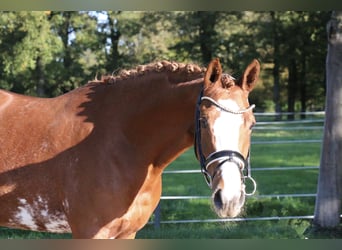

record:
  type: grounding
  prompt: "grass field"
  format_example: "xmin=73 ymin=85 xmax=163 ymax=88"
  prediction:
xmin=136 ymin=116 xmax=341 ymax=239
xmin=1 ymin=115 xmax=341 ymax=239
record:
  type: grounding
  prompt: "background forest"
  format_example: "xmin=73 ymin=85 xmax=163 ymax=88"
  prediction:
xmin=0 ymin=11 xmax=330 ymax=115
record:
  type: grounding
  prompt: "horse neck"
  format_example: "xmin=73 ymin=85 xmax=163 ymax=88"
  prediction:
xmin=97 ymin=74 xmax=203 ymax=170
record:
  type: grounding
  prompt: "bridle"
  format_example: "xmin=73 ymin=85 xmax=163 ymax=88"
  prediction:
xmin=194 ymin=89 xmax=257 ymax=196
xmin=194 ymin=90 xmax=257 ymax=195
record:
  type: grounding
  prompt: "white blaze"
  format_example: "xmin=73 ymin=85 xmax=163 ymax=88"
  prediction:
xmin=212 ymin=99 xmax=244 ymax=198
xmin=212 ymin=99 xmax=243 ymax=152
xmin=220 ymin=162 xmax=243 ymax=199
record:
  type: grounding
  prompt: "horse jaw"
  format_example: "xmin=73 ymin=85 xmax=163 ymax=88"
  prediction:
xmin=211 ymin=162 xmax=245 ymax=218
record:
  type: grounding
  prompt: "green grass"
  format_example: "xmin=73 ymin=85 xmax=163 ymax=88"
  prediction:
xmin=0 ymin=227 xmax=71 ymax=239
xmin=1 ymin=118 xmax=340 ymax=239
xmin=135 ymin=118 xmax=331 ymax=239
xmin=137 ymin=220 xmax=312 ymax=239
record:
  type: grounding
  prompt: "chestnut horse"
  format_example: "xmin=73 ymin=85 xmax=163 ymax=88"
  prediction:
xmin=0 ymin=58 xmax=259 ymax=238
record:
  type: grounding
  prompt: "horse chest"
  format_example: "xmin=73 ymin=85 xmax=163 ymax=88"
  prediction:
xmin=95 ymin=177 xmax=162 ymax=239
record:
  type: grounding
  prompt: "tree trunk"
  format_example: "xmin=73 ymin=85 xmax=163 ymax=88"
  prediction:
xmin=300 ymin=51 xmax=307 ymax=119
xmin=313 ymin=11 xmax=342 ymax=228
xmin=196 ymin=11 xmax=217 ymax=64
xmin=271 ymin=11 xmax=282 ymax=121
xmin=58 ymin=12 xmax=73 ymax=70
xmin=35 ymin=55 xmax=46 ymax=97
xmin=287 ymin=58 xmax=297 ymax=120
xmin=106 ymin=11 xmax=121 ymax=72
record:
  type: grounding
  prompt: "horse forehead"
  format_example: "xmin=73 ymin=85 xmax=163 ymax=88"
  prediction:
xmin=207 ymin=85 xmax=248 ymax=106
xmin=226 ymin=87 xmax=248 ymax=105
xmin=217 ymin=99 xmax=241 ymax=111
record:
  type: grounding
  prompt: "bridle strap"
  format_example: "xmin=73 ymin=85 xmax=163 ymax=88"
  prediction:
xmin=204 ymin=150 xmax=256 ymax=196
xmin=194 ymin=89 xmax=257 ymax=195
xmin=194 ymin=89 xmax=206 ymax=169
xmin=201 ymin=96 xmax=256 ymax=114
xmin=205 ymin=150 xmax=247 ymax=170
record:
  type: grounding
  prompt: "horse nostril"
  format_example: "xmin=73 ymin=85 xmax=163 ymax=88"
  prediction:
xmin=213 ymin=189 xmax=223 ymax=209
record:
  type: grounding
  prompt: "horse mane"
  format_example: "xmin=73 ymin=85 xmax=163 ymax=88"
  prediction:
xmin=88 ymin=60 xmax=235 ymax=88
xmin=97 ymin=61 xmax=207 ymax=84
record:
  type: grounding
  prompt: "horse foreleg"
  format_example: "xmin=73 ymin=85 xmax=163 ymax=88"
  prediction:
xmin=116 ymin=232 xmax=136 ymax=239
xmin=105 ymin=232 xmax=136 ymax=239
xmin=89 ymin=224 xmax=137 ymax=239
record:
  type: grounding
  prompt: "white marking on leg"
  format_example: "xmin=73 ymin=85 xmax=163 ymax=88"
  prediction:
xmin=62 ymin=199 xmax=70 ymax=213
xmin=12 ymin=197 xmax=71 ymax=233
xmin=44 ymin=216 xmax=71 ymax=233
xmin=14 ymin=198 xmax=39 ymax=231
xmin=37 ymin=197 xmax=71 ymax=233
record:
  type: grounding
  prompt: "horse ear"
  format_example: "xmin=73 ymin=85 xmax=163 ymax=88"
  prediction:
xmin=204 ymin=58 xmax=222 ymax=88
xmin=239 ymin=59 xmax=260 ymax=92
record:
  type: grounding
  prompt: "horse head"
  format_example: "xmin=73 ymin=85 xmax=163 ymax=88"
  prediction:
xmin=195 ymin=58 xmax=260 ymax=218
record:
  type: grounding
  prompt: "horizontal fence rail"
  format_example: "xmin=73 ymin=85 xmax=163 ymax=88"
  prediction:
xmin=253 ymin=139 xmax=321 ymax=144
xmin=163 ymin=166 xmax=319 ymax=174
xmin=151 ymin=112 xmax=325 ymax=228
xmin=256 ymin=119 xmax=324 ymax=125
xmin=153 ymin=167 xmax=321 ymax=226
xmin=254 ymin=111 xmax=325 ymax=116
xmin=160 ymin=193 xmax=317 ymax=200
xmin=154 ymin=214 xmax=342 ymax=225
xmin=157 ymin=215 xmax=317 ymax=224
xmin=254 ymin=126 xmax=323 ymax=130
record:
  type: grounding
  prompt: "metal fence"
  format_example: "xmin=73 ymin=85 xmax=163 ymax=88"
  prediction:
xmin=151 ymin=111 xmax=325 ymax=228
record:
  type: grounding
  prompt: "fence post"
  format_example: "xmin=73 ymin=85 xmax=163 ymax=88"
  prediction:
xmin=153 ymin=202 xmax=161 ymax=229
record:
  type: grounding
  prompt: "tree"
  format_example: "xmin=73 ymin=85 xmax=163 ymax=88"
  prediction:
xmin=48 ymin=11 xmax=101 ymax=95
xmin=0 ymin=12 xmax=62 ymax=96
xmin=270 ymin=11 xmax=282 ymax=118
xmin=195 ymin=11 xmax=218 ymax=63
xmin=313 ymin=11 xmax=342 ymax=228
xmin=0 ymin=10 xmax=331 ymax=112
xmin=104 ymin=11 xmax=122 ymax=72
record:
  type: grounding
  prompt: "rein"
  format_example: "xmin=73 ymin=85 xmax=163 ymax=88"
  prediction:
xmin=194 ymin=90 xmax=257 ymax=196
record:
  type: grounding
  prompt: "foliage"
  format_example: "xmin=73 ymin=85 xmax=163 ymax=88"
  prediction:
xmin=0 ymin=11 xmax=330 ymax=112
xmin=0 ymin=12 xmax=63 ymax=95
